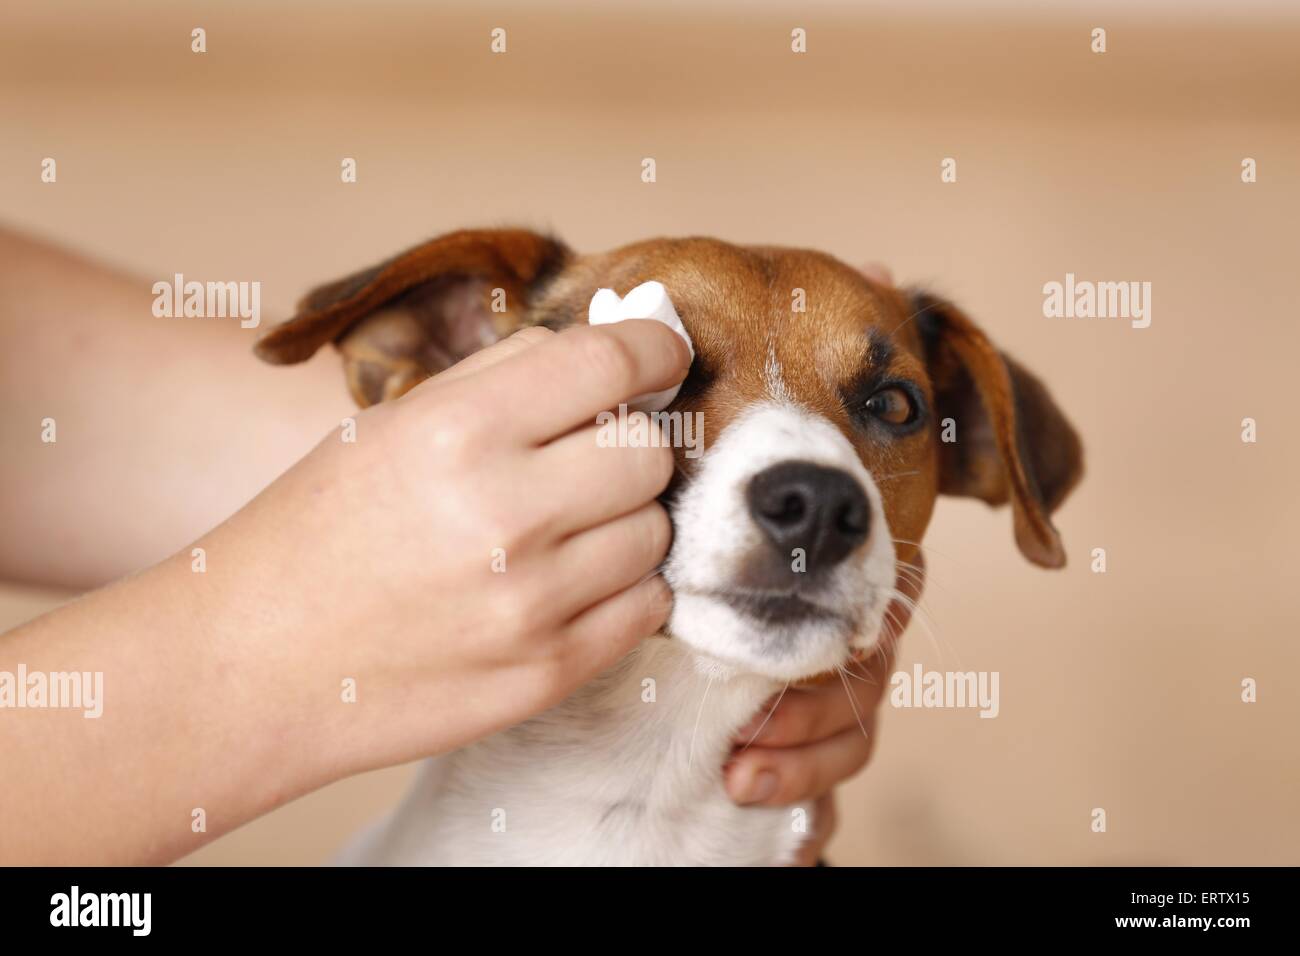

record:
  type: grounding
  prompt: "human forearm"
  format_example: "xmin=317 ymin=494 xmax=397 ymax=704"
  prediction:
xmin=0 ymin=541 xmax=340 ymax=865
xmin=0 ymin=226 xmax=354 ymax=589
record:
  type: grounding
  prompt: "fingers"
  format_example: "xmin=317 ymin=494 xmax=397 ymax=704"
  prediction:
xmin=725 ymin=725 xmax=873 ymax=806
xmin=737 ymin=675 xmax=885 ymax=748
xmin=536 ymin=424 xmax=675 ymax=534
xmin=467 ymin=321 xmax=692 ymax=445
xmin=550 ymin=503 xmax=672 ymax=618
xmin=562 ymin=574 xmax=673 ymax=678
xmin=790 ymin=793 xmax=837 ymax=867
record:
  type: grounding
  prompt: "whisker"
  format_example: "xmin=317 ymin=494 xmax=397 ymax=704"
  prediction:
xmin=872 ymin=606 xmax=906 ymax=669
xmin=878 ymin=605 xmax=899 ymax=643
xmin=893 ymin=561 xmax=953 ymax=601
xmin=878 ymin=633 xmax=901 ymax=670
xmin=894 ymin=562 xmax=926 ymax=584
xmin=739 ymin=681 xmax=790 ymax=752
xmin=890 ymin=586 xmax=964 ymax=671
xmin=891 ymin=538 xmax=971 ymax=571
xmin=837 ymin=666 xmax=872 ymax=744
xmin=687 ymin=675 xmax=714 ymax=773
xmin=887 ymin=587 xmax=952 ymax=670
xmin=889 ymin=298 xmax=934 ymax=337
xmin=840 ymin=662 xmax=875 ymax=685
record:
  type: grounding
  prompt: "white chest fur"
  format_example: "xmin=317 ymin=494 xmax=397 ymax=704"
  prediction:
xmin=337 ymin=637 xmax=813 ymax=866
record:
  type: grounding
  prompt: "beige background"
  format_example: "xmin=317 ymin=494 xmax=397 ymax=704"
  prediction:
xmin=1 ymin=0 xmax=1297 ymax=864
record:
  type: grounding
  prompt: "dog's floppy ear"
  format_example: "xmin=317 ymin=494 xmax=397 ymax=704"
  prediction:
xmin=255 ymin=229 xmax=571 ymax=406
xmin=912 ymin=291 xmax=1084 ymax=568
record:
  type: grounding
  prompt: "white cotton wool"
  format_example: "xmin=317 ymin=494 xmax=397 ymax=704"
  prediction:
xmin=587 ymin=281 xmax=694 ymax=413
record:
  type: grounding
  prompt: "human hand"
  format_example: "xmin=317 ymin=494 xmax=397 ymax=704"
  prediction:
xmin=205 ymin=319 xmax=690 ymax=776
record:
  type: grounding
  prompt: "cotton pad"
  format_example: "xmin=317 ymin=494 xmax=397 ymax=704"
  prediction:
xmin=587 ymin=281 xmax=694 ymax=412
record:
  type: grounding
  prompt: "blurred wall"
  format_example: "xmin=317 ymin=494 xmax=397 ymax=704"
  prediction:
xmin=1 ymin=0 xmax=1297 ymax=865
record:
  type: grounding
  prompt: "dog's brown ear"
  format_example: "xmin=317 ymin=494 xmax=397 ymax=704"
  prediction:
xmin=912 ymin=291 xmax=1084 ymax=568
xmin=255 ymin=229 xmax=571 ymax=406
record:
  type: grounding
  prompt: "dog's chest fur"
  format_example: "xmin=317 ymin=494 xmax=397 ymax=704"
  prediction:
xmin=338 ymin=638 xmax=810 ymax=866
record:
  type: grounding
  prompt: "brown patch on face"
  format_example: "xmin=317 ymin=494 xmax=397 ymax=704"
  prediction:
xmin=531 ymin=238 xmax=943 ymax=564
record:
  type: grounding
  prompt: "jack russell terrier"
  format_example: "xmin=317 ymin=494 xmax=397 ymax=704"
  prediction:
xmin=255 ymin=229 xmax=1083 ymax=866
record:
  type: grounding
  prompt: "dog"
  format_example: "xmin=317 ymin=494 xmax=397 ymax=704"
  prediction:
xmin=255 ymin=229 xmax=1083 ymax=865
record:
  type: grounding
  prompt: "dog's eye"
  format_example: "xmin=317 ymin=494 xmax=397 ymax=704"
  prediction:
xmin=864 ymin=386 xmax=915 ymax=426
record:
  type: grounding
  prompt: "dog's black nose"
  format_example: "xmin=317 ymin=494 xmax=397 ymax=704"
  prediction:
xmin=746 ymin=462 xmax=870 ymax=572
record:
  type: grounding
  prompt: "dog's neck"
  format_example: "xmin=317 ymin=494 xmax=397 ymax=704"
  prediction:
xmin=342 ymin=636 xmax=806 ymax=865
xmin=499 ymin=636 xmax=780 ymax=807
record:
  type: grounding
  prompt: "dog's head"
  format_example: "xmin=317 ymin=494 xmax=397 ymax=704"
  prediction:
xmin=257 ymin=229 xmax=1083 ymax=681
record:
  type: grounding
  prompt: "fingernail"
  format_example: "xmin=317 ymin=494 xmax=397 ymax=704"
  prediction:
xmin=646 ymin=575 xmax=674 ymax=618
xmin=738 ymin=769 xmax=778 ymax=805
